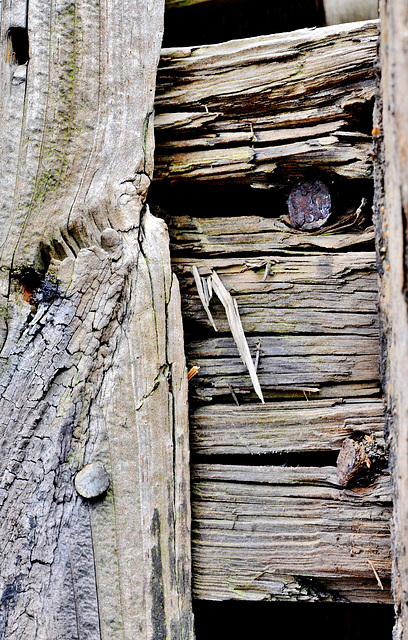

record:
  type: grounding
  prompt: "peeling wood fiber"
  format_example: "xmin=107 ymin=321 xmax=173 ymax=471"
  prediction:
xmin=160 ymin=16 xmax=391 ymax=600
xmin=0 ymin=0 xmax=193 ymax=638
xmin=154 ymin=20 xmax=378 ymax=184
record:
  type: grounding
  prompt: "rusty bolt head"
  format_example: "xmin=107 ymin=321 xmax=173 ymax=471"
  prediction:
xmin=286 ymin=180 xmax=331 ymax=231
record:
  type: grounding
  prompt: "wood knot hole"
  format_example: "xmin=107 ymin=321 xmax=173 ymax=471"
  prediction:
xmin=7 ymin=27 xmax=29 ymax=65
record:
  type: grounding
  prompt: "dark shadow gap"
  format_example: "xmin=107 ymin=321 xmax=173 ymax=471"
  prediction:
xmin=163 ymin=0 xmax=326 ymax=48
xmin=193 ymin=601 xmax=394 ymax=640
xmin=7 ymin=27 xmax=29 ymax=65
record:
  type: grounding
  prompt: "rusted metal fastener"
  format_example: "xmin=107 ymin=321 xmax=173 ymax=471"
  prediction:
xmin=286 ymin=180 xmax=331 ymax=231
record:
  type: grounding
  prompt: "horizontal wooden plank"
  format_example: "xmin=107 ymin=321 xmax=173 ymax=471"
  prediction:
xmin=188 ymin=334 xmax=379 ymax=357
xmin=155 ymin=21 xmax=378 ymax=183
xmin=174 ymin=253 xmax=378 ymax=336
xmin=156 ymin=22 xmax=377 ymax=115
xmin=188 ymin=355 xmax=379 ymax=400
xmin=169 ymin=215 xmax=376 ymax=255
xmin=190 ymin=398 xmax=384 ymax=454
xmin=191 ymin=464 xmax=392 ymax=602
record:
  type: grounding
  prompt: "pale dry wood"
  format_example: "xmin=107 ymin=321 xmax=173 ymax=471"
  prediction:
xmin=191 ymin=464 xmax=392 ymax=602
xmin=174 ymin=253 xmax=379 ymax=336
xmin=374 ymin=0 xmax=408 ymax=635
xmin=210 ymin=270 xmax=264 ymax=402
xmin=0 ymin=1 xmax=194 ymax=638
xmin=169 ymin=215 xmax=376 ymax=255
xmin=324 ymin=0 xmax=378 ymax=25
xmin=154 ymin=21 xmax=378 ymax=184
xmin=190 ymin=399 xmax=384 ymax=454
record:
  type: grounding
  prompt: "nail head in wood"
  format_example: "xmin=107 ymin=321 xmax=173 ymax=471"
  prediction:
xmin=287 ymin=180 xmax=331 ymax=231
xmin=74 ymin=461 xmax=110 ymax=499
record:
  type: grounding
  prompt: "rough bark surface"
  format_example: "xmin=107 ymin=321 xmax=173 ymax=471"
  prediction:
xmin=375 ymin=0 xmax=408 ymax=636
xmin=0 ymin=1 xmax=194 ymax=639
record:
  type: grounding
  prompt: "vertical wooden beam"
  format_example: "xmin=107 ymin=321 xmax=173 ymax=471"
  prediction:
xmin=375 ymin=0 xmax=408 ymax=636
xmin=0 ymin=0 xmax=194 ymax=638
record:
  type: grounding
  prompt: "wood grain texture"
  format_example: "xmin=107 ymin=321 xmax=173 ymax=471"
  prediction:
xmin=154 ymin=20 xmax=378 ymax=184
xmin=0 ymin=1 xmax=194 ymax=638
xmin=168 ymin=215 xmax=376 ymax=255
xmin=374 ymin=0 xmax=408 ymax=635
xmin=191 ymin=464 xmax=392 ymax=603
xmin=173 ymin=253 xmax=379 ymax=342
xmin=190 ymin=399 xmax=384 ymax=454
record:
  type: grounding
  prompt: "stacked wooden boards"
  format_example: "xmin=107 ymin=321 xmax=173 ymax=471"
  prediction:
xmin=154 ymin=19 xmax=392 ymax=603
xmin=155 ymin=20 xmax=378 ymax=185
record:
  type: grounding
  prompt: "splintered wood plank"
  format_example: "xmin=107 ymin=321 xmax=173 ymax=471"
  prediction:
xmin=191 ymin=464 xmax=392 ymax=603
xmin=169 ymin=215 xmax=376 ymax=254
xmin=155 ymin=21 xmax=378 ymax=184
xmin=190 ymin=399 xmax=384 ymax=454
xmin=187 ymin=353 xmax=378 ymax=400
xmin=173 ymin=253 xmax=378 ymax=336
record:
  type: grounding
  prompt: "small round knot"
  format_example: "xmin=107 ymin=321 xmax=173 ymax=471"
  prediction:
xmin=100 ymin=228 xmax=122 ymax=259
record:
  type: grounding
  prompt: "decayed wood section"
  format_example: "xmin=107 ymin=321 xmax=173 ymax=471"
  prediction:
xmin=170 ymin=221 xmax=391 ymax=599
xmin=191 ymin=465 xmax=391 ymax=603
xmin=154 ymin=20 xmax=378 ymax=184
xmin=174 ymin=252 xmax=379 ymax=403
xmin=374 ymin=0 xmax=408 ymax=635
xmin=168 ymin=215 xmax=376 ymax=254
xmin=162 ymin=16 xmax=390 ymax=594
xmin=0 ymin=1 xmax=193 ymax=638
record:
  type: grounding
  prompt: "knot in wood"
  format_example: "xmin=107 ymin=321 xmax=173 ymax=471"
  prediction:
xmin=286 ymin=180 xmax=331 ymax=231
xmin=74 ymin=461 xmax=110 ymax=499
xmin=100 ymin=228 xmax=122 ymax=260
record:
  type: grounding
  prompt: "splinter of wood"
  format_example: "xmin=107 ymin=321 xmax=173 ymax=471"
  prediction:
xmin=188 ymin=365 xmax=200 ymax=381
xmin=192 ymin=265 xmax=218 ymax=331
xmin=336 ymin=437 xmax=371 ymax=487
xmin=211 ymin=270 xmax=264 ymax=403
xmin=227 ymin=381 xmax=240 ymax=407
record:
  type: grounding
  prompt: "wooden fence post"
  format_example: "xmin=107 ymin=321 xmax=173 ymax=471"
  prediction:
xmin=0 ymin=1 xmax=194 ymax=638
xmin=375 ymin=0 xmax=408 ymax=636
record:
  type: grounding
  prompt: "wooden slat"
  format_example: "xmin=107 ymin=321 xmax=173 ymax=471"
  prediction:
xmin=174 ymin=253 xmax=378 ymax=336
xmin=169 ymin=215 xmax=376 ymax=255
xmin=190 ymin=399 xmax=384 ymax=454
xmin=191 ymin=464 xmax=392 ymax=602
xmin=155 ymin=21 xmax=378 ymax=184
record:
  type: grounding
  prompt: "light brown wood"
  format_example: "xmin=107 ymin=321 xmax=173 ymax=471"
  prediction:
xmin=374 ymin=0 xmax=408 ymax=635
xmin=154 ymin=20 xmax=378 ymax=184
xmin=191 ymin=464 xmax=392 ymax=602
xmin=0 ymin=1 xmax=194 ymax=638
xmin=168 ymin=215 xmax=376 ymax=255
xmin=190 ymin=399 xmax=384 ymax=454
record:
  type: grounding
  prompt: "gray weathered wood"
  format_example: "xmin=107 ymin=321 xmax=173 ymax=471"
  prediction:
xmin=0 ymin=1 xmax=194 ymax=638
xmin=168 ymin=215 xmax=376 ymax=255
xmin=324 ymin=0 xmax=378 ymax=25
xmin=190 ymin=399 xmax=385 ymax=454
xmin=191 ymin=464 xmax=392 ymax=602
xmin=154 ymin=20 xmax=378 ymax=184
xmin=374 ymin=0 xmax=408 ymax=635
xmin=173 ymin=253 xmax=379 ymax=339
